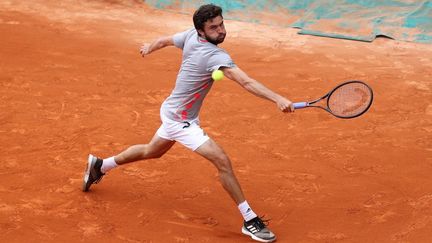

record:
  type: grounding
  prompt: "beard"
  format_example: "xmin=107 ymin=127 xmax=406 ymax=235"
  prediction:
xmin=204 ymin=33 xmax=226 ymax=45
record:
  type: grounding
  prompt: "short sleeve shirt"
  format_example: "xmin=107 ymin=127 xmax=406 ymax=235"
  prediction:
xmin=161 ymin=28 xmax=236 ymax=121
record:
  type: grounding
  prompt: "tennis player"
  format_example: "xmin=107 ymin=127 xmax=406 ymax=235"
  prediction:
xmin=83 ymin=4 xmax=293 ymax=242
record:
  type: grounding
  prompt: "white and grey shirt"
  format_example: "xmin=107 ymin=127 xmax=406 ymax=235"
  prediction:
xmin=160 ymin=28 xmax=236 ymax=121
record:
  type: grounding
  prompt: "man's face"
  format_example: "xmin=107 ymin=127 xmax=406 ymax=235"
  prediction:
xmin=199 ymin=15 xmax=226 ymax=45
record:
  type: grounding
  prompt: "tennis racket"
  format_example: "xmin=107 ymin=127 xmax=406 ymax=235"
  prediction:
xmin=293 ymin=80 xmax=373 ymax=119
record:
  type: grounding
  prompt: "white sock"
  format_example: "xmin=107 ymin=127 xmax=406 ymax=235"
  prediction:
xmin=238 ymin=200 xmax=258 ymax=222
xmin=101 ymin=157 xmax=118 ymax=173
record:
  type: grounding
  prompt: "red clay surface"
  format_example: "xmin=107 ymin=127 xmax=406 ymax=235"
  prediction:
xmin=1 ymin=1 xmax=432 ymax=242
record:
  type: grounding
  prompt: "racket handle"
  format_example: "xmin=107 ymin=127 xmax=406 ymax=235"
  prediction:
xmin=293 ymin=102 xmax=308 ymax=109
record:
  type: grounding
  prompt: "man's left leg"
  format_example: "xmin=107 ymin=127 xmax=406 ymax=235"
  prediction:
xmin=194 ymin=138 xmax=245 ymax=204
xmin=195 ymin=139 xmax=276 ymax=243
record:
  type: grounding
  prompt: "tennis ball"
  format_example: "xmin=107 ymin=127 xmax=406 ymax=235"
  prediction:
xmin=212 ymin=69 xmax=224 ymax=81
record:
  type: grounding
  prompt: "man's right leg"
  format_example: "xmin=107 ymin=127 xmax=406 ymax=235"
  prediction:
xmin=82 ymin=133 xmax=175 ymax=192
xmin=114 ymin=133 xmax=176 ymax=165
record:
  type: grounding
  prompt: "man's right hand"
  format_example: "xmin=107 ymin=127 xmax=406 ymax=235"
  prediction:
xmin=276 ymin=97 xmax=294 ymax=113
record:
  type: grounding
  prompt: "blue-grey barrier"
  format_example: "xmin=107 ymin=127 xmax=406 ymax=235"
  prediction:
xmin=143 ymin=0 xmax=432 ymax=43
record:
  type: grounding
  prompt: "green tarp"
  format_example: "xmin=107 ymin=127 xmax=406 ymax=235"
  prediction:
xmin=144 ymin=0 xmax=432 ymax=43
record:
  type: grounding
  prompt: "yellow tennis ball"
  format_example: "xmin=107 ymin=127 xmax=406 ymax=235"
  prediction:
xmin=212 ymin=70 xmax=224 ymax=81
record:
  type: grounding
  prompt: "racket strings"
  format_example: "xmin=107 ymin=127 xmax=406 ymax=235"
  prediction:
xmin=328 ymin=83 xmax=372 ymax=117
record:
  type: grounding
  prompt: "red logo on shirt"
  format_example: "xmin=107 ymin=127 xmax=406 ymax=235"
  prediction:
xmin=180 ymin=81 xmax=210 ymax=120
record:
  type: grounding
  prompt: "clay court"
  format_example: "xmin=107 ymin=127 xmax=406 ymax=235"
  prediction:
xmin=1 ymin=0 xmax=431 ymax=242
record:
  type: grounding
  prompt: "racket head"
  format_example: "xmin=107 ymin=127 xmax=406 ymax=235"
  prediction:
xmin=326 ymin=80 xmax=373 ymax=119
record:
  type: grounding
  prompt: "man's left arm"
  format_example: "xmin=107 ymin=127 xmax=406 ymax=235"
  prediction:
xmin=221 ymin=67 xmax=294 ymax=112
xmin=140 ymin=36 xmax=175 ymax=57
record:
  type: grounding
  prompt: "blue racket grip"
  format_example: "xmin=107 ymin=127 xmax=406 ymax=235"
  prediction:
xmin=293 ymin=102 xmax=308 ymax=109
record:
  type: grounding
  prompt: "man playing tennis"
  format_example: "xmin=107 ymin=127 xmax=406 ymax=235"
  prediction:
xmin=83 ymin=4 xmax=293 ymax=242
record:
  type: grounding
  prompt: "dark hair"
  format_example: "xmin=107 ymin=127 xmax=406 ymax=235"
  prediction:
xmin=193 ymin=4 xmax=223 ymax=31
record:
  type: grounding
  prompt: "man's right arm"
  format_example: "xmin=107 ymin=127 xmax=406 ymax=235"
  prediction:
xmin=140 ymin=36 xmax=175 ymax=57
xmin=222 ymin=66 xmax=294 ymax=113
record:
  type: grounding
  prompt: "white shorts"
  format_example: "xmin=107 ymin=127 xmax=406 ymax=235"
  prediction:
xmin=156 ymin=113 xmax=210 ymax=151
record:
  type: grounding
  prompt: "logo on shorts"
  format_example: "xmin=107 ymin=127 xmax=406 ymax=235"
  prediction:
xmin=182 ymin=121 xmax=191 ymax=129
